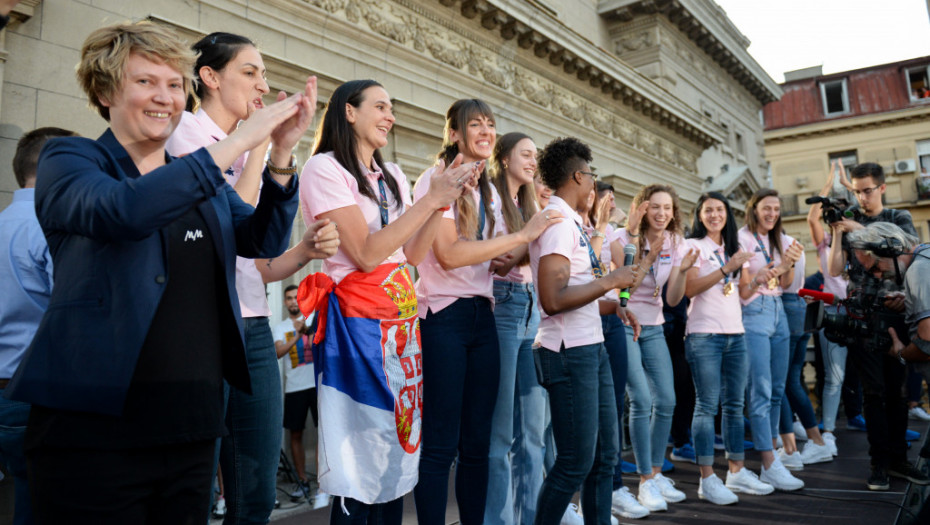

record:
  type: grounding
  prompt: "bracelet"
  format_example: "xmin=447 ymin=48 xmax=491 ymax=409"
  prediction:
xmin=267 ymin=154 xmax=298 ymax=176
xmin=591 ymin=230 xmax=606 ymax=239
xmin=628 ymin=231 xmax=640 ymax=237
xmin=438 ymin=206 xmax=450 ymax=212
xmin=719 ymin=267 xmax=727 ymax=278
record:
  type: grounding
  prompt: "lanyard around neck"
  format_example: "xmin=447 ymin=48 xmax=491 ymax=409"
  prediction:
xmin=575 ymin=223 xmax=605 ymax=278
xmin=753 ymin=232 xmax=773 ymax=264
xmin=377 ymin=176 xmax=389 ymax=228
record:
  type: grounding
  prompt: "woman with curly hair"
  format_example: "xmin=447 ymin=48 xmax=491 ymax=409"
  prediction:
xmin=613 ymin=184 xmax=696 ymax=512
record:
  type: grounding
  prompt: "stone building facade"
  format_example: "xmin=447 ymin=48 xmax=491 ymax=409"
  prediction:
xmin=0 ymin=0 xmax=778 ymax=317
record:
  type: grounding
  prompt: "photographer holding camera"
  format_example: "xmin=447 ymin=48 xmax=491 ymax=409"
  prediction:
xmin=848 ymin=224 xmax=930 ymax=525
xmin=826 ymin=162 xmax=928 ymax=490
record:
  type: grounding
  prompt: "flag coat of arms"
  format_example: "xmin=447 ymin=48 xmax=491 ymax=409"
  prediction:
xmin=297 ymin=263 xmax=422 ymax=504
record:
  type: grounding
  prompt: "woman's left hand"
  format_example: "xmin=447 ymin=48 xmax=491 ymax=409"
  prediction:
xmin=269 ymin=76 xmax=317 ymax=155
xmin=302 ymin=218 xmax=340 ymax=260
xmin=679 ymin=248 xmax=699 ymax=272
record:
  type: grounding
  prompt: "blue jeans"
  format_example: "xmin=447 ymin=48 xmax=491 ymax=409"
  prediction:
xmin=221 ymin=317 xmax=283 ymax=525
xmin=624 ymin=324 xmax=675 ymax=475
xmin=742 ymin=296 xmax=790 ymax=451
xmin=0 ymin=390 xmax=33 ymax=525
xmin=685 ymin=334 xmax=748 ymax=466
xmin=780 ymin=294 xmax=817 ymax=433
xmin=818 ymin=318 xmax=849 ymax=432
xmin=601 ymin=314 xmax=628 ymax=489
xmin=486 ymin=282 xmax=546 ymax=525
xmin=415 ymin=297 xmax=500 ymax=525
xmin=533 ymin=343 xmax=617 ymax=525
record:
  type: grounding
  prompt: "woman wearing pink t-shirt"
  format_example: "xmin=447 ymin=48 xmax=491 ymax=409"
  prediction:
xmin=613 ymin=184 xmax=694 ymax=512
xmin=736 ymin=188 xmax=804 ymax=491
xmin=484 ymin=132 xmax=550 ymax=525
xmin=165 ymin=33 xmax=337 ymax=523
xmin=683 ymin=192 xmax=773 ymax=504
xmin=412 ymin=100 xmax=559 ymax=525
xmin=299 ymin=80 xmax=468 ymax=523
xmin=530 ymin=137 xmax=639 ymax=525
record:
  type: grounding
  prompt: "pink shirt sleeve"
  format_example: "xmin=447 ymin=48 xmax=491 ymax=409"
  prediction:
xmin=300 ymin=154 xmax=358 ymax=225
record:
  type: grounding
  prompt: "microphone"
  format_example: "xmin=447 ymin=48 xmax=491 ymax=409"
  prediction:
xmin=619 ymin=243 xmax=637 ymax=307
xmin=798 ymin=288 xmax=836 ymax=305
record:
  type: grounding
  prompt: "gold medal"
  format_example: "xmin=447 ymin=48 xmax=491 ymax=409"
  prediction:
xmin=723 ymin=281 xmax=735 ymax=296
xmin=767 ymin=277 xmax=778 ymax=290
xmin=654 ymin=285 xmax=660 ymax=298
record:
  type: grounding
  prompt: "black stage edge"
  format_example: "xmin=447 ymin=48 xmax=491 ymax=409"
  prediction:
xmin=273 ymin=417 xmax=930 ymax=525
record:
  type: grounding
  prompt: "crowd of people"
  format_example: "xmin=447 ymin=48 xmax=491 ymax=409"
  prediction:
xmin=1 ymin=18 xmax=930 ymax=525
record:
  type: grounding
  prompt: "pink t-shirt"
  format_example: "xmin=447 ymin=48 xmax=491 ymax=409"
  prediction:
xmin=737 ymin=226 xmax=793 ymax=306
xmin=300 ymin=152 xmax=412 ymax=284
xmin=530 ymin=195 xmax=604 ymax=351
xmin=165 ymin=109 xmax=271 ymax=318
xmin=413 ymin=167 xmax=505 ymax=316
xmin=588 ymin=224 xmax=618 ymax=301
xmin=613 ymin=228 xmax=687 ymax=326
xmin=685 ymin=236 xmax=745 ymax=335
xmin=493 ymin=196 xmax=533 ymax=284
xmin=818 ymin=237 xmax=848 ymax=300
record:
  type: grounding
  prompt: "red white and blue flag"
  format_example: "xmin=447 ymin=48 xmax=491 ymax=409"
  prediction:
xmin=297 ymin=263 xmax=422 ymax=504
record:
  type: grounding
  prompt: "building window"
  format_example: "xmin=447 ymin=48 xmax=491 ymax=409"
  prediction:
xmin=820 ymin=79 xmax=849 ymax=116
xmin=735 ymin=132 xmax=745 ymax=157
xmin=918 ymin=139 xmax=930 ymax=177
xmin=907 ymin=67 xmax=930 ymax=101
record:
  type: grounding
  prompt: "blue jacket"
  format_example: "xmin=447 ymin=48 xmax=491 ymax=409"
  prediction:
xmin=6 ymin=130 xmax=298 ymax=415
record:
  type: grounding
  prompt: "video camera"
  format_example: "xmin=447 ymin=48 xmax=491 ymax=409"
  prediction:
xmin=804 ymin=196 xmax=863 ymax=224
xmin=801 ymin=279 xmax=909 ymax=351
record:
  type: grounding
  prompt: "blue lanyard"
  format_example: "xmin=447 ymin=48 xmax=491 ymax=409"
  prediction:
xmin=377 ymin=176 xmax=389 ymax=228
xmin=576 ymin=223 xmax=605 ymax=278
xmin=477 ymin=192 xmax=486 ymax=240
xmin=712 ymin=249 xmax=730 ymax=285
xmin=753 ymin=233 xmax=773 ymax=264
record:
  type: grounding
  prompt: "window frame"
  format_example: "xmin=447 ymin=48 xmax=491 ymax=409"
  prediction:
xmin=906 ymin=66 xmax=930 ymax=102
xmin=820 ymin=78 xmax=850 ymax=116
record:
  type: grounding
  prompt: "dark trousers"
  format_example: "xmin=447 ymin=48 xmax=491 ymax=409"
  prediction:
xmin=414 ymin=297 xmax=500 ymax=525
xmin=602 ymin=314 xmax=628 ymax=490
xmin=330 ymin=497 xmax=404 ymax=525
xmin=850 ymin=344 xmax=908 ymax=467
xmin=666 ymin=322 xmax=693 ymax=447
xmin=27 ymin=439 xmax=215 ymax=525
xmin=843 ymin=351 xmax=863 ymax=418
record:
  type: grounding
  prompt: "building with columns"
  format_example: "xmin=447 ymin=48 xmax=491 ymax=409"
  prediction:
xmin=0 ymin=0 xmax=778 ymax=317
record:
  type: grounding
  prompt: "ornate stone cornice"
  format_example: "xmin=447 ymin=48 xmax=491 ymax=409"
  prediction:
xmin=764 ymin=107 xmax=930 ymax=145
xmin=431 ymin=0 xmax=719 ymax=150
xmin=599 ymin=0 xmax=781 ymax=106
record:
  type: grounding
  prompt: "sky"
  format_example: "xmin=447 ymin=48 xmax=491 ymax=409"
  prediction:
xmin=712 ymin=0 xmax=930 ymax=83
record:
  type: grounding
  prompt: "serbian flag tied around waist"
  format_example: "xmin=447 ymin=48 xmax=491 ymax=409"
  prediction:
xmin=297 ymin=263 xmax=421 ymax=504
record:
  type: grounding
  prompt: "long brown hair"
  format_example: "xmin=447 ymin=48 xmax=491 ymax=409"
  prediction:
xmin=745 ymin=188 xmax=785 ymax=257
xmin=438 ymin=99 xmax=496 ymax=240
xmin=490 ymin=132 xmax=538 ymax=266
xmin=630 ymin=184 xmax=683 ymax=257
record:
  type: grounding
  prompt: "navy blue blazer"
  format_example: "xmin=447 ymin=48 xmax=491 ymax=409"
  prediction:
xmin=6 ymin=130 xmax=298 ymax=415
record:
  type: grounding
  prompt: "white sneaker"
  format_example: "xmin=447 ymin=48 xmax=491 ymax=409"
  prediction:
xmin=637 ymin=479 xmax=668 ymax=512
xmin=312 ymin=491 xmax=330 ymax=510
xmin=560 ymin=503 xmax=584 ymax=525
xmin=793 ymin=420 xmax=809 ymax=441
xmin=800 ymin=440 xmax=834 ymax=465
xmin=726 ymin=467 xmax=775 ymax=495
xmin=653 ymin=473 xmax=686 ymax=503
xmin=760 ymin=458 xmax=805 ymax=491
xmin=823 ymin=432 xmax=838 ymax=456
xmin=777 ymin=448 xmax=804 ymax=471
xmin=611 ymin=487 xmax=649 ymax=519
xmin=698 ymin=474 xmax=738 ymax=505
xmin=910 ymin=406 xmax=930 ymax=421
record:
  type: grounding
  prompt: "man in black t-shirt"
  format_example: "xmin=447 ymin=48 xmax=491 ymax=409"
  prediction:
xmin=827 ymin=162 xmax=929 ymax=491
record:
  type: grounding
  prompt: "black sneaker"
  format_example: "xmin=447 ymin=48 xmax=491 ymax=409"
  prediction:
xmin=867 ymin=465 xmax=890 ymax=491
xmin=888 ymin=461 xmax=930 ymax=485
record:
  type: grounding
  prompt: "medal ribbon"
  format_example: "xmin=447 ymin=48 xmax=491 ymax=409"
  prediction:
xmin=712 ymin=249 xmax=730 ymax=286
xmin=476 ymin=192 xmax=486 ymax=240
xmin=752 ymin=232 xmax=773 ymax=264
xmin=576 ymin=223 xmax=606 ymax=278
xmin=377 ymin=175 xmax=390 ymax=228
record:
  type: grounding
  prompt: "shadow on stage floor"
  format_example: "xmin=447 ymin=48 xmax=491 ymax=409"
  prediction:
xmin=269 ymin=417 xmax=930 ymax=525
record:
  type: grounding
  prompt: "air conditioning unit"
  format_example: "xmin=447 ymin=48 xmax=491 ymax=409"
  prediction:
xmin=895 ymin=159 xmax=917 ymax=174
